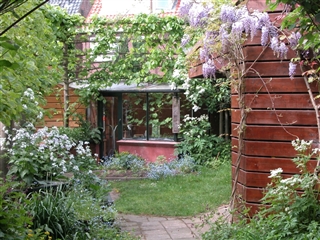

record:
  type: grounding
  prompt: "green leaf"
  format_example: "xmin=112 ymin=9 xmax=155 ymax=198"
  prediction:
xmin=0 ymin=60 xmax=13 ymax=67
xmin=1 ymin=41 xmax=19 ymax=50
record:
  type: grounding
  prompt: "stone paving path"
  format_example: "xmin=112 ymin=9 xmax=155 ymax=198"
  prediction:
xmin=116 ymin=205 xmax=230 ymax=240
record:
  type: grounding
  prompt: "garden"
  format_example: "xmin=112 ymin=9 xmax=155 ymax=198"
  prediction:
xmin=0 ymin=122 xmax=231 ymax=239
xmin=2 ymin=0 xmax=320 ymax=239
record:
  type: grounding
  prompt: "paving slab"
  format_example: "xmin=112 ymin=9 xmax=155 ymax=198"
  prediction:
xmin=117 ymin=204 xmax=231 ymax=240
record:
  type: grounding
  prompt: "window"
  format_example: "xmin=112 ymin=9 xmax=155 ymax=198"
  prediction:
xmin=154 ymin=0 xmax=174 ymax=12
xmin=122 ymin=93 xmax=175 ymax=141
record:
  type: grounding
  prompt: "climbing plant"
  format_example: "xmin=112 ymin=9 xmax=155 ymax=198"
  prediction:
xmin=79 ymin=13 xmax=186 ymax=103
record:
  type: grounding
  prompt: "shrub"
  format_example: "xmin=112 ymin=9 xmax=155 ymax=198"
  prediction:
xmin=5 ymin=123 xmax=97 ymax=186
xmin=202 ymin=139 xmax=320 ymax=240
xmin=177 ymin=114 xmax=230 ymax=166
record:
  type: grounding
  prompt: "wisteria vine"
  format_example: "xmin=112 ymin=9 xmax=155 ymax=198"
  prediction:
xmin=179 ymin=0 xmax=301 ymax=79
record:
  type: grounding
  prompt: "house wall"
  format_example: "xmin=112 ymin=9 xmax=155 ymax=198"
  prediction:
xmin=40 ymin=85 xmax=86 ymax=128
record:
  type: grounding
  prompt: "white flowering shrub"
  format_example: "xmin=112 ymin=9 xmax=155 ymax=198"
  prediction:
xmin=5 ymin=124 xmax=96 ymax=185
xmin=202 ymin=139 xmax=320 ymax=239
xmin=177 ymin=114 xmax=230 ymax=166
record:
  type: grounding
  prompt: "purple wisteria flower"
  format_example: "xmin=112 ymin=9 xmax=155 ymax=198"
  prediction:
xmin=249 ymin=16 xmax=259 ymax=40
xmin=220 ymin=5 xmax=236 ymax=23
xmin=205 ymin=31 xmax=216 ymax=45
xmin=241 ymin=15 xmax=252 ymax=35
xmin=219 ymin=24 xmax=229 ymax=52
xmin=269 ymin=36 xmax=289 ymax=59
xmin=289 ymin=62 xmax=297 ymax=79
xmin=288 ymin=32 xmax=301 ymax=49
xmin=256 ymin=12 xmax=270 ymax=28
xmin=235 ymin=7 xmax=248 ymax=22
xmin=188 ymin=4 xmax=212 ymax=27
xmin=261 ymin=26 xmax=269 ymax=46
xmin=179 ymin=0 xmax=193 ymax=18
xmin=200 ymin=31 xmax=217 ymax=61
xmin=278 ymin=42 xmax=288 ymax=59
xmin=181 ymin=34 xmax=190 ymax=47
xmin=270 ymin=36 xmax=279 ymax=51
xmin=202 ymin=59 xmax=216 ymax=78
xmin=200 ymin=46 xmax=209 ymax=61
xmin=231 ymin=21 xmax=244 ymax=39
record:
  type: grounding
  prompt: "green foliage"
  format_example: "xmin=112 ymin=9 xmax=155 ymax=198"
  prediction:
xmin=177 ymin=114 xmax=230 ymax=166
xmin=0 ymin=1 xmax=62 ymax=126
xmin=202 ymin=139 xmax=320 ymax=240
xmin=81 ymin=13 xmax=186 ymax=103
xmin=44 ymin=5 xmax=94 ymax=127
xmin=0 ymin=177 xmax=32 ymax=240
xmin=28 ymin=186 xmax=87 ymax=240
xmin=182 ymin=77 xmax=230 ymax=114
xmin=6 ymin=124 xmax=97 ymax=186
xmin=60 ymin=116 xmax=101 ymax=144
xmin=67 ymin=172 xmax=139 ymax=240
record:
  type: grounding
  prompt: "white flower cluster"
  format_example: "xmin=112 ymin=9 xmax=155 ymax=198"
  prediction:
xmin=6 ymin=123 xmax=96 ymax=181
xmin=23 ymin=88 xmax=35 ymax=100
xmin=291 ymin=138 xmax=313 ymax=153
xmin=183 ymin=114 xmax=208 ymax=123
xmin=268 ymin=167 xmax=283 ymax=178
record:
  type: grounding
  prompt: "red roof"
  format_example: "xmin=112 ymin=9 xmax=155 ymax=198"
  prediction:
xmin=87 ymin=0 xmax=181 ymax=21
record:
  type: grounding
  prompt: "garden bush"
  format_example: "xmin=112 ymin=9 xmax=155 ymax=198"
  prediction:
xmin=26 ymin=171 xmax=139 ymax=240
xmin=177 ymin=114 xmax=230 ymax=167
xmin=4 ymin=123 xmax=97 ymax=186
xmin=202 ymin=139 xmax=320 ymax=240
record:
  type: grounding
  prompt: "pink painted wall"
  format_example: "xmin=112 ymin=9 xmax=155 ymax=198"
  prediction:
xmin=117 ymin=140 xmax=178 ymax=162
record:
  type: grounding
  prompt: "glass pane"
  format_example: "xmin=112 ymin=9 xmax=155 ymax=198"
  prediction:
xmin=149 ymin=93 xmax=173 ymax=140
xmin=122 ymin=93 xmax=147 ymax=139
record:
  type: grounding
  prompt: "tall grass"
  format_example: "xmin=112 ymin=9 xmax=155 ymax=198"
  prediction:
xmin=110 ymin=163 xmax=231 ymax=217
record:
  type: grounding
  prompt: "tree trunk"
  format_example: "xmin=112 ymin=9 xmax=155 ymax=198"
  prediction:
xmin=63 ymin=42 xmax=70 ymax=127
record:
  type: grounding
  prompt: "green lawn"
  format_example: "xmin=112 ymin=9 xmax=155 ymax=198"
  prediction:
xmin=110 ymin=163 xmax=231 ymax=217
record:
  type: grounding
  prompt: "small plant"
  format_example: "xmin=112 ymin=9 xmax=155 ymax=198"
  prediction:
xmin=102 ymin=152 xmax=145 ymax=173
xmin=71 ymin=170 xmax=111 ymax=200
xmin=28 ymin=186 xmax=87 ymax=240
xmin=202 ymin=139 xmax=320 ymax=240
xmin=146 ymin=162 xmax=176 ymax=180
xmin=146 ymin=155 xmax=197 ymax=180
